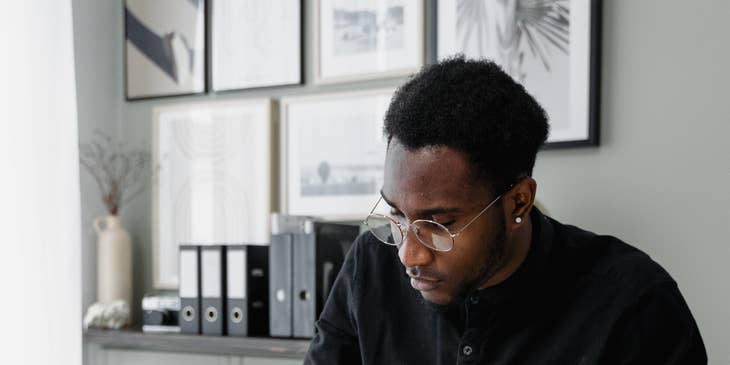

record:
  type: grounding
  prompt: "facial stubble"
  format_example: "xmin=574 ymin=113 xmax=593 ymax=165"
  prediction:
xmin=421 ymin=213 xmax=508 ymax=312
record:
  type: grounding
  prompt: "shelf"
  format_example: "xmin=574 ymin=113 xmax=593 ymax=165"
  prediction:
xmin=83 ymin=328 xmax=311 ymax=359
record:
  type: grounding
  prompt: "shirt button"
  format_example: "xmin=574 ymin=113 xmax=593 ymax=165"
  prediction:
xmin=463 ymin=345 xmax=473 ymax=356
xmin=469 ymin=295 xmax=479 ymax=304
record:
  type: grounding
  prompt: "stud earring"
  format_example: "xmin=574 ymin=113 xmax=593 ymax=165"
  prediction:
xmin=515 ymin=216 xmax=522 ymax=224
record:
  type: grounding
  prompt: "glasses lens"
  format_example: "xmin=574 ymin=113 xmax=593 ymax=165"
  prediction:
xmin=365 ymin=214 xmax=402 ymax=246
xmin=413 ymin=221 xmax=453 ymax=251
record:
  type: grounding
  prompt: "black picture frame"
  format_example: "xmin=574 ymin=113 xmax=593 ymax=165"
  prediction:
xmin=208 ymin=0 xmax=303 ymax=93
xmin=436 ymin=0 xmax=602 ymax=148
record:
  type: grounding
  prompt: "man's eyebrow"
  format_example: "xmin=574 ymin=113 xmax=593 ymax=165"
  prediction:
xmin=380 ymin=190 xmax=461 ymax=216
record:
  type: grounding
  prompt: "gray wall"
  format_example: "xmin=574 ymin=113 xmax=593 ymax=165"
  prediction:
xmin=533 ymin=1 xmax=729 ymax=362
xmin=72 ymin=0 xmax=124 ymax=313
xmin=75 ymin=0 xmax=729 ymax=363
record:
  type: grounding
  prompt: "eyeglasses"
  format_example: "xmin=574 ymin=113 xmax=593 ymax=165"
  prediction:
xmin=363 ymin=194 xmax=503 ymax=252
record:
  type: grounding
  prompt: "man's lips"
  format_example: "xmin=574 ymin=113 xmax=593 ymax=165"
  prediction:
xmin=409 ymin=276 xmax=441 ymax=292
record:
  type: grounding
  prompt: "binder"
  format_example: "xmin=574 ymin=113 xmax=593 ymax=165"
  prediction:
xmin=226 ymin=245 xmax=247 ymax=336
xmin=246 ymin=245 xmax=270 ymax=337
xmin=292 ymin=222 xmax=359 ymax=338
xmin=269 ymin=213 xmax=311 ymax=337
xmin=201 ymin=245 xmax=226 ymax=336
xmin=271 ymin=212 xmax=311 ymax=235
xmin=179 ymin=245 xmax=200 ymax=335
xmin=269 ymin=233 xmax=293 ymax=337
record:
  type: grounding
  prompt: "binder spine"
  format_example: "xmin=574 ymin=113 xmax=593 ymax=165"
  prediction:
xmin=179 ymin=245 xmax=200 ymax=335
xmin=201 ymin=245 xmax=226 ymax=336
xmin=269 ymin=234 xmax=293 ymax=337
xmin=292 ymin=232 xmax=317 ymax=338
xmin=226 ymin=245 xmax=247 ymax=337
xmin=293 ymin=223 xmax=359 ymax=338
xmin=247 ymin=245 xmax=270 ymax=337
xmin=227 ymin=297 xmax=246 ymax=336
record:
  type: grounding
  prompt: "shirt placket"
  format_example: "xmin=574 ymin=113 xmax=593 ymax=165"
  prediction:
xmin=456 ymin=293 xmax=495 ymax=364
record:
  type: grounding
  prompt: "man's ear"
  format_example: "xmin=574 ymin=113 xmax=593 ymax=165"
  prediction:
xmin=504 ymin=177 xmax=537 ymax=225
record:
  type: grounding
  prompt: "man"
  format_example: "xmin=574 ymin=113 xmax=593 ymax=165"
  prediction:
xmin=305 ymin=57 xmax=706 ymax=364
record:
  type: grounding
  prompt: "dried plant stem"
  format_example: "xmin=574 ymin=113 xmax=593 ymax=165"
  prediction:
xmin=79 ymin=131 xmax=150 ymax=215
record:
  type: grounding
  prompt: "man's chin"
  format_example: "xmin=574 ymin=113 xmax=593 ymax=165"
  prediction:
xmin=421 ymin=290 xmax=451 ymax=305
xmin=418 ymin=289 xmax=463 ymax=312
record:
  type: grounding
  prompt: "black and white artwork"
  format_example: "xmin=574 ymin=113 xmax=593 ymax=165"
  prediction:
xmin=281 ymin=90 xmax=392 ymax=219
xmin=152 ymin=99 xmax=272 ymax=289
xmin=438 ymin=0 xmax=600 ymax=146
xmin=211 ymin=0 xmax=301 ymax=91
xmin=333 ymin=5 xmax=404 ymax=55
xmin=125 ymin=0 xmax=206 ymax=99
xmin=317 ymin=0 xmax=424 ymax=83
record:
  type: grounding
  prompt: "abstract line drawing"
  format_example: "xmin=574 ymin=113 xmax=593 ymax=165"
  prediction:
xmin=153 ymin=100 xmax=272 ymax=289
xmin=211 ymin=0 xmax=301 ymax=91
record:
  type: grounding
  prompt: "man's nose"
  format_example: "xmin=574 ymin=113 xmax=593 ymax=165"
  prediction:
xmin=398 ymin=229 xmax=434 ymax=268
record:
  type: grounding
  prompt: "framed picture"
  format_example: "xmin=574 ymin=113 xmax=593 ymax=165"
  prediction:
xmin=315 ymin=0 xmax=425 ymax=84
xmin=437 ymin=0 xmax=601 ymax=147
xmin=125 ymin=0 xmax=206 ymax=100
xmin=280 ymin=90 xmax=393 ymax=220
xmin=152 ymin=99 xmax=273 ymax=289
xmin=210 ymin=0 xmax=302 ymax=91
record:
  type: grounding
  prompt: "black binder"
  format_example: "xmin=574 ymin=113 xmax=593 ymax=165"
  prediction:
xmin=292 ymin=222 xmax=359 ymax=338
xmin=246 ymin=245 xmax=270 ymax=337
xmin=201 ymin=245 xmax=226 ymax=336
xmin=179 ymin=245 xmax=200 ymax=335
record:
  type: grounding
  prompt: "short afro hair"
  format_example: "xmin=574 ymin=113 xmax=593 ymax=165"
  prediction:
xmin=384 ymin=56 xmax=549 ymax=193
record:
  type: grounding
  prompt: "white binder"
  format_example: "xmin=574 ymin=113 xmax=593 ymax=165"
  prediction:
xmin=179 ymin=245 xmax=200 ymax=334
xmin=201 ymin=245 xmax=226 ymax=335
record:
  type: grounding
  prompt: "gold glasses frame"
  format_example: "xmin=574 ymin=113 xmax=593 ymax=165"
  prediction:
xmin=363 ymin=194 xmax=503 ymax=252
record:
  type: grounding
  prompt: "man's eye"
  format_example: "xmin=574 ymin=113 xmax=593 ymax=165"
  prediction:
xmin=438 ymin=220 xmax=456 ymax=227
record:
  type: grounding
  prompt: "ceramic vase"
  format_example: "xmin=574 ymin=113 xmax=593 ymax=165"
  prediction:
xmin=94 ymin=215 xmax=133 ymax=318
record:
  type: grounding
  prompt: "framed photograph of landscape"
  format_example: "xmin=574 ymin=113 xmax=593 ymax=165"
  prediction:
xmin=437 ymin=0 xmax=601 ymax=147
xmin=210 ymin=0 xmax=302 ymax=91
xmin=125 ymin=0 xmax=206 ymax=100
xmin=315 ymin=0 xmax=425 ymax=84
xmin=280 ymin=90 xmax=393 ymax=220
xmin=152 ymin=99 xmax=273 ymax=289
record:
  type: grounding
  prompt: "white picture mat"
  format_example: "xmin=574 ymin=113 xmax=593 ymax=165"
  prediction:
xmin=125 ymin=0 xmax=205 ymax=98
xmin=316 ymin=0 xmax=425 ymax=83
xmin=437 ymin=0 xmax=593 ymax=143
xmin=153 ymin=99 xmax=272 ymax=289
xmin=280 ymin=90 xmax=392 ymax=220
xmin=211 ymin=0 xmax=301 ymax=90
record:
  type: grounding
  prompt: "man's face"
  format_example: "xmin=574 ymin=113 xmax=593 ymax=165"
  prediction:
xmin=381 ymin=139 xmax=509 ymax=306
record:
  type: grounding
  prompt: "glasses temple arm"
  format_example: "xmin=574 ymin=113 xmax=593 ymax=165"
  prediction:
xmin=453 ymin=195 xmax=503 ymax=236
xmin=369 ymin=196 xmax=383 ymax=215
xmin=363 ymin=196 xmax=385 ymax=224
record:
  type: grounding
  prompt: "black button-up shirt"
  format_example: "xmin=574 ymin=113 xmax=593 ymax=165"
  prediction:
xmin=305 ymin=208 xmax=706 ymax=364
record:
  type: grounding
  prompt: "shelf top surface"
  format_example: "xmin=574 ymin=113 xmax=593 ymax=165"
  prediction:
xmin=83 ymin=328 xmax=311 ymax=359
